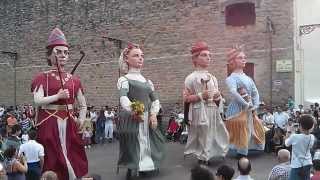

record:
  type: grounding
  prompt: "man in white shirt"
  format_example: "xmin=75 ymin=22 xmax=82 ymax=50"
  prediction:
xmin=234 ymin=157 xmax=254 ymax=180
xmin=19 ymin=129 xmax=44 ymax=180
xmin=89 ymin=107 xmax=97 ymax=122
xmin=104 ymin=108 xmax=114 ymax=143
xmin=274 ymin=107 xmax=289 ymax=130
xmin=263 ymin=111 xmax=275 ymax=126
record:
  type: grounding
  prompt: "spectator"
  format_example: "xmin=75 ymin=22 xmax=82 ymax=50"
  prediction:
xmin=257 ymin=102 xmax=266 ymax=119
xmin=273 ymin=107 xmax=289 ymax=147
xmin=20 ymin=113 xmax=32 ymax=133
xmin=312 ymin=150 xmax=320 ymax=180
xmin=0 ymin=162 xmax=6 ymax=179
xmin=83 ymin=127 xmax=92 ymax=149
xmin=274 ymin=106 xmax=289 ymax=131
xmin=6 ymin=112 xmax=18 ymax=135
xmin=166 ymin=116 xmax=180 ymax=141
xmin=314 ymin=103 xmax=319 ymax=121
xmin=3 ymin=124 xmax=22 ymax=151
xmin=88 ymin=107 xmax=97 ymax=144
xmin=267 ymin=149 xmax=291 ymax=180
xmin=287 ymin=96 xmax=295 ymax=111
xmin=285 ymin=114 xmax=315 ymax=180
xmin=25 ymin=104 xmax=34 ymax=119
xmin=234 ymin=157 xmax=254 ymax=180
xmin=82 ymin=113 xmax=93 ymax=138
xmin=294 ymin=111 xmax=302 ymax=123
xmin=3 ymin=146 xmax=28 ymax=180
xmin=41 ymin=171 xmax=58 ymax=180
xmin=19 ymin=129 xmax=44 ymax=180
xmin=215 ymin=164 xmax=234 ymax=180
xmin=104 ymin=108 xmax=114 ymax=143
xmin=263 ymin=111 xmax=275 ymax=126
xmin=190 ymin=165 xmax=215 ymax=180
xmin=95 ymin=109 xmax=106 ymax=144
xmin=298 ymin=104 xmax=305 ymax=114
xmin=21 ymin=130 xmax=29 ymax=144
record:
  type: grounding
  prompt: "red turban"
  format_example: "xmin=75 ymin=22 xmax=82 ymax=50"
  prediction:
xmin=191 ymin=41 xmax=209 ymax=55
xmin=47 ymin=28 xmax=69 ymax=49
xmin=227 ymin=45 xmax=243 ymax=63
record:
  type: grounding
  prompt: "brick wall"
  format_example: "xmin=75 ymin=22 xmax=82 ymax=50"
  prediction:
xmin=0 ymin=0 xmax=294 ymax=109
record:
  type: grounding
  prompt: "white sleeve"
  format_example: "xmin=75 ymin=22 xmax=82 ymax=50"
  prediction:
xmin=150 ymin=100 xmax=160 ymax=115
xmin=270 ymin=116 xmax=275 ymax=124
xmin=117 ymin=77 xmax=132 ymax=112
xmin=212 ymin=76 xmax=221 ymax=101
xmin=33 ymin=85 xmax=59 ymax=106
xmin=77 ymin=89 xmax=87 ymax=124
xmin=148 ymin=80 xmax=160 ymax=114
xmin=18 ymin=145 xmax=24 ymax=156
xmin=39 ymin=145 xmax=45 ymax=157
xmin=285 ymin=134 xmax=294 ymax=147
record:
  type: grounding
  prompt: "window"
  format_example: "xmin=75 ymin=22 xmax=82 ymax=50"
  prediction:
xmin=225 ymin=2 xmax=256 ymax=26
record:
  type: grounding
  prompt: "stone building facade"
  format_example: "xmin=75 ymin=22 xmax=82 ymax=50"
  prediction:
xmin=0 ymin=0 xmax=294 ymax=109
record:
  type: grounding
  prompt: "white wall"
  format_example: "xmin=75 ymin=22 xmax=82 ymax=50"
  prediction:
xmin=294 ymin=0 xmax=320 ymax=106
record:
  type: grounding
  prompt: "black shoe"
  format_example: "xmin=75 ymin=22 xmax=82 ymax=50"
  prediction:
xmin=139 ymin=171 xmax=147 ymax=177
xmin=139 ymin=170 xmax=159 ymax=177
xmin=206 ymin=160 xmax=211 ymax=166
xmin=198 ymin=160 xmax=208 ymax=165
xmin=126 ymin=169 xmax=132 ymax=180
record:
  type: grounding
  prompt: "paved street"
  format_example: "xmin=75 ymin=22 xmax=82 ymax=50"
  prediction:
xmin=87 ymin=141 xmax=278 ymax=180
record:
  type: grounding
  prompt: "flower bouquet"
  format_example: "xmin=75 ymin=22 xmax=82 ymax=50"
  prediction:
xmin=131 ymin=100 xmax=145 ymax=122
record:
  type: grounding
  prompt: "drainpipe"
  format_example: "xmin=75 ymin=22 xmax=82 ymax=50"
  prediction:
xmin=266 ymin=16 xmax=275 ymax=105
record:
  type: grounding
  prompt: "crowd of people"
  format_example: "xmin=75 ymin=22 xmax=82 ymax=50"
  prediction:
xmin=186 ymin=101 xmax=320 ymax=180
xmin=0 ymin=104 xmax=106 ymax=180
xmin=187 ymin=99 xmax=320 ymax=180
xmin=1 ymin=101 xmax=320 ymax=180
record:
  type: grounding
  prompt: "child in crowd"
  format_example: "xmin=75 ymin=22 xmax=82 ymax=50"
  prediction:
xmin=83 ymin=127 xmax=93 ymax=149
xmin=285 ymin=114 xmax=316 ymax=180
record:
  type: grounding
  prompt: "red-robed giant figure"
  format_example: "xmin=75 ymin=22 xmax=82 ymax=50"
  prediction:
xmin=31 ymin=28 xmax=88 ymax=180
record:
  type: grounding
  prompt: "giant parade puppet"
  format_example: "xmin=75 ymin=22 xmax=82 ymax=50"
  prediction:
xmin=31 ymin=28 xmax=88 ymax=180
xmin=224 ymin=45 xmax=265 ymax=158
xmin=183 ymin=41 xmax=229 ymax=165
